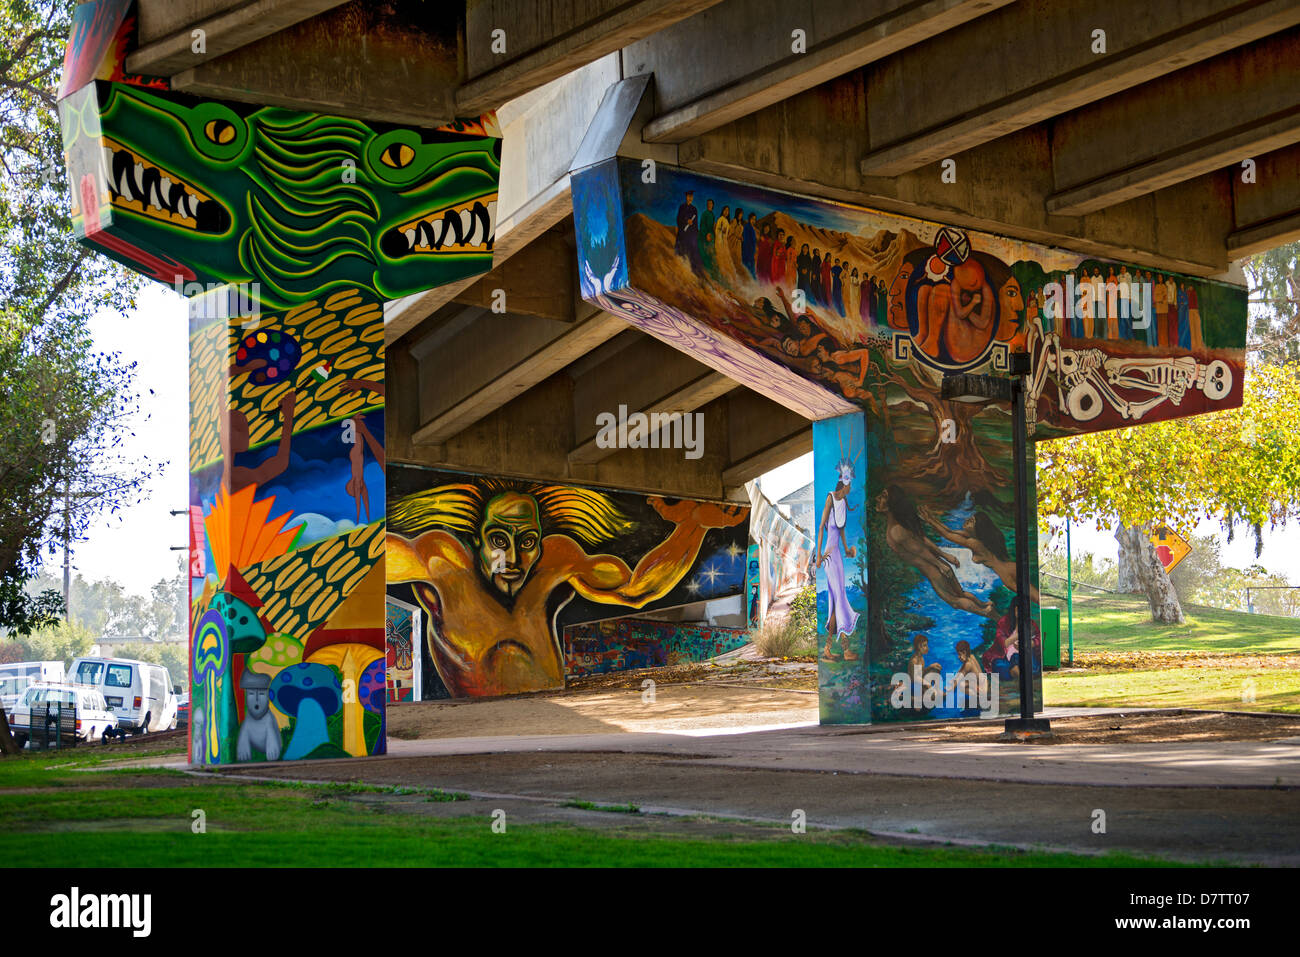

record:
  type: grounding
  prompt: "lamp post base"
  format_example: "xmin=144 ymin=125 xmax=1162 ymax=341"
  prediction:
xmin=999 ymin=717 xmax=1054 ymax=741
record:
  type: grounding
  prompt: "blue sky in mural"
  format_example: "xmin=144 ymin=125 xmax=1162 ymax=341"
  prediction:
xmin=572 ymin=159 xmax=627 ymax=294
xmin=191 ymin=412 xmax=385 ymax=546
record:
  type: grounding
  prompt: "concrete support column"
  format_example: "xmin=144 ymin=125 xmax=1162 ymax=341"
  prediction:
xmin=812 ymin=411 xmax=870 ymax=724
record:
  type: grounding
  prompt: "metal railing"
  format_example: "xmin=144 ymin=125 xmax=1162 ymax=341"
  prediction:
xmin=29 ymin=702 xmax=77 ymax=750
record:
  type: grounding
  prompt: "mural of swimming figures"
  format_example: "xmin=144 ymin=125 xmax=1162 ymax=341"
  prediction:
xmin=386 ymin=465 xmax=748 ymax=698
xmin=571 ymin=158 xmax=1247 ymax=724
xmin=59 ymin=0 xmax=502 ymax=762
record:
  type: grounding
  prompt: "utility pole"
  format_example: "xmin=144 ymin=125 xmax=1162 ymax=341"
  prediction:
xmin=62 ymin=489 xmax=71 ymax=621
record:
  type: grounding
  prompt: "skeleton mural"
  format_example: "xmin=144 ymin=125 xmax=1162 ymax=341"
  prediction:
xmin=1025 ymin=320 xmax=1235 ymax=429
xmin=59 ymin=0 xmax=502 ymax=763
xmin=571 ymin=157 xmax=1247 ymax=724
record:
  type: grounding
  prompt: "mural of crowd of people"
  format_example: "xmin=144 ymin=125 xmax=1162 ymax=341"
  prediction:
xmin=386 ymin=465 xmax=748 ymax=698
xmin=572 ymin=158 xmax=1247 ymax=723
xmin=61 ymin=0 xmax=503 ymax=761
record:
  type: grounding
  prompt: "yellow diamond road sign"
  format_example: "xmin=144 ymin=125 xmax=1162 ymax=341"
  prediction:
xmin=1150 ymin=527 xmax=1191 ymax=573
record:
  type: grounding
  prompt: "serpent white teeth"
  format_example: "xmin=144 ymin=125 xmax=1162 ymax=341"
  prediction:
xmin=404 ymin=228 xmax=416 ymax=250
xmin=133 ymin=162 xmax=145 ymax=195
xmin=460 ymin=207 xmax=475 ymax=244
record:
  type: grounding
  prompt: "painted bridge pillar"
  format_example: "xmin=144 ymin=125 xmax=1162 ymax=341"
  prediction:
xmin=568 ymin=80 xmax=1247 ymax=724
xmin=58 ymin=0 xmax=502 ymax=763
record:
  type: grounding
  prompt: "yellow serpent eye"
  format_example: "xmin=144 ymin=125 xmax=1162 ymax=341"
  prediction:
xmin=381 ymin=143 xmax=415 ymax=168
xmin=204 ymin=119 xmax=236 ymax=145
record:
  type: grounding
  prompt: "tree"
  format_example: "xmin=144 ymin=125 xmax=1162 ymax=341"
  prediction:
xmin=0 ymin=0 xmax=148 ymax=755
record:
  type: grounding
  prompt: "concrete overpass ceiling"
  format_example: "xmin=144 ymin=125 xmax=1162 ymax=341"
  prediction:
xmin=630 ymin=0 xmax=1018 ymax=145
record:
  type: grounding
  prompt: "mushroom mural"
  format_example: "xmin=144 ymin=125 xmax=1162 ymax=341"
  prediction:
xmin=358 ymin=658 xmax=387 ymax=756
xmin=305 ymin=643 xmax=385 ymax=756
xmin=211 ymin=591 xmax=268 ymax=743
xmin=246 ymin=634 xmax=305 ymax=731
xmin=192 ymin=609 xmax=228 ymax=764
xmin=271 ymin=662 xmax=342 ymax=760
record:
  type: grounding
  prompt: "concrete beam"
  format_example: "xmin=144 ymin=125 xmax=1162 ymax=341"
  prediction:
xmin=168 ymin=2 xmax=460 ymax=127
xmin=411 ymin=309 xmax=626 ymax=446
xmin=457 ymin=0 xmax=723 ymax=116
xmin=1048 ymin=29 xmax=1300 ymax=215
xmin=452 ymin=228 xmax=578 ymax=323
xmin=1228 ymin=141 xmax=1300 ymax=256
xmin=633 ymin=0 xmax=1013 ymax=144
xmin=683 ymin=73 xmax=1240 ymax=275
xmin=568 ymin=370 xmax=737 ymax=465
xmin=128 ymin=0 xmax=349 ymax=75
xmin=859 ymin=0 xmax=1300 ymax=176
xmin=568 ymin=335 xmax=729 ymax=455
xmin=722 ymin=427 xmax=811 ymax=489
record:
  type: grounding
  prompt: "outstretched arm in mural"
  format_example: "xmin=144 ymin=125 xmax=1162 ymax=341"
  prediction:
xmin=221 ymin=391 xmax=295 ymax=493
xmin=387 ymin=529 xmax=471 ymax=586
xmin=918 ymin=506 xmax=1040 ymax=604
xmin=341 ymin=378 xmax=385 ymax=398
xmin=878 ymin=488 xmax=996 ymax=619
xmin=548 ymin=497 xmax=747 ymax=607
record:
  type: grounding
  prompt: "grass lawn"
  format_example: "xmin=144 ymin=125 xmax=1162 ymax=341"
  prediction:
xmin=1040 ymin=592 xmax=1300 ymax=712
xmin=0 ymin=748 xmax=1177 ymax=867
xmin=1045 ymin=668 xmax=1300 ymax=713
xmin=1045 ymin=592 xmax=1300 ymax=655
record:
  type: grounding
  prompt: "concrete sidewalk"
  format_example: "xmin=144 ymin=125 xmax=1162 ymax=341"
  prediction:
xmin=384 ymin=708 xmax=1300 ymax=789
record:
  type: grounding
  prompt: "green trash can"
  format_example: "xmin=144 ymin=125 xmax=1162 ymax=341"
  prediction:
xmin=1039 ymin=607 xmax=1061 ymax=670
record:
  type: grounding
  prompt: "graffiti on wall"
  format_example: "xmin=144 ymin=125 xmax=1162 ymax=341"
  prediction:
xmin=748 ymin=484 xmax=813 ymax=625
xmin=384 ymin=599 xmax=421 ymax=703
xmin=60 ymin=1 xmax=501 ymax=762
xmin=386 ymin=465 xmax=748 ymax=697
xmin=564 ymin=617 xmax=749 ymax=677
xmin=572 ymin=159 xmax=1246 ymax=723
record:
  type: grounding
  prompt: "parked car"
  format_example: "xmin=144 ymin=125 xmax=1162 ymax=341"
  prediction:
xmin=175 ymin=693 xmax=189 ymax=728
xmin=0 ymin=661 xmax=65 ymax=713
xmin=69 ymin=656 xmax=177 ymax=733
xmin=8 ymin=684 xmax=118 ymax=747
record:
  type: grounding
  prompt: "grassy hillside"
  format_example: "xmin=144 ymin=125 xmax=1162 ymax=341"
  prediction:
xmin=1042 ymin=591 xmax=1300 ymax=655
xmin=1041 ymin=591 xmax=1300 ymax=712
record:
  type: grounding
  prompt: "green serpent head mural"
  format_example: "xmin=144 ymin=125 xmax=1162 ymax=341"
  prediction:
xmin=60 ymin=81 xmax=502 ymax=308
xmin=58 ymin=0 xmax=504 ymax=766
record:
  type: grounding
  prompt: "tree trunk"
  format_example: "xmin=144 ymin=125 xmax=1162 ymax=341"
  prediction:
xmin=1116 ymin=526 xmax=1142 ymax=593
xmin=1116 ymin=524 xmax=1184 ymax=623
xmin=0 ymin=706 xmax=21 ymax=757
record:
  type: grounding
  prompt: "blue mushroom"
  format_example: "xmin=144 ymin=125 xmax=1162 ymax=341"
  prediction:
xmin=271 ymin=662 xmax=342 ymax=760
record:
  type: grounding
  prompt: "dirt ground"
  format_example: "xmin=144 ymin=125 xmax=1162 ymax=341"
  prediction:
xmin=901 ymin=709 xmax=1300 ymax=744
xmin=388 ymin=680 xmax=815 ymax=739
xmin=387 ymin=657 xmax=1300 ymax=744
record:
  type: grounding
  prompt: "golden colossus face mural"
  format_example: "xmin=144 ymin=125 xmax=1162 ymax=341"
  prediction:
xmin=386 ymin=467 xmax=749 ymax=698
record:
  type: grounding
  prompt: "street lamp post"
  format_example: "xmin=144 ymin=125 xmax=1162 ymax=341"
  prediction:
xmin=940 ymin=354 xmax=1051 ymax=737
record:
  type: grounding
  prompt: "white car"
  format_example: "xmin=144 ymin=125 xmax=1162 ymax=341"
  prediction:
xmin=8 ymin=684 xmax=119 ymax=748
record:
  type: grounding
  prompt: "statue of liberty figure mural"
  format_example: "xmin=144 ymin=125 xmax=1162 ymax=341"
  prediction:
xmin=813 ymin=414 xmax=869 ymax=723
xmin=814 ymin=458 xmax=859 ymax=661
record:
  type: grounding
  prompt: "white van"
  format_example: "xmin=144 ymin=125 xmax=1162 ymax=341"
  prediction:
xmin=0 ymin=661 xmax=65 ymax=713
xmin=69 ymin=656 xmax=177 ymax=733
